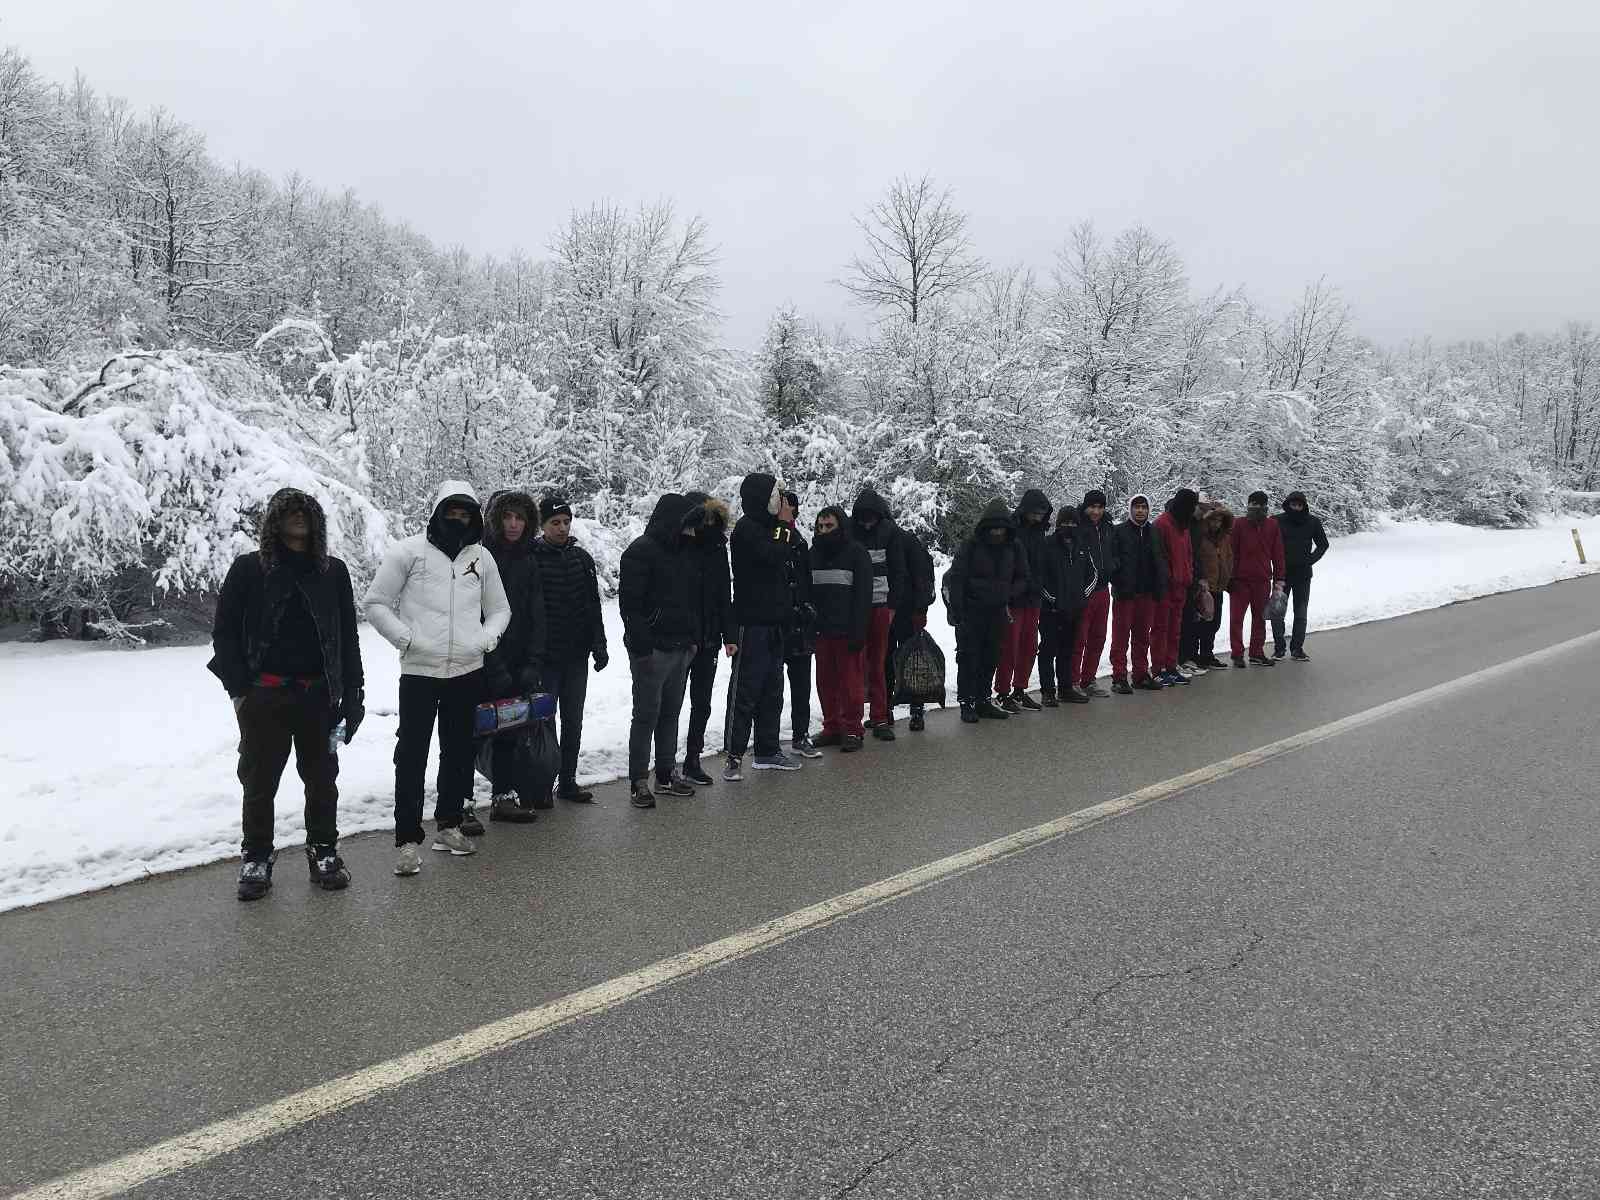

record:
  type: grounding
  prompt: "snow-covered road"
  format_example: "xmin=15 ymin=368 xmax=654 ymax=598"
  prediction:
xmin=3 ymin=514 xmax=1595 ymax=912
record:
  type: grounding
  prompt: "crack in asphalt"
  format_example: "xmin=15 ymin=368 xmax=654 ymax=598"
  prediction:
xmin=835 ymin=928 xmax=1266 ymax=1194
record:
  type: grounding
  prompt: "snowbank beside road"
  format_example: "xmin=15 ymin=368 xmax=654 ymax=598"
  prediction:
xmin=2 ymin=514 xmax=1596 ymax=913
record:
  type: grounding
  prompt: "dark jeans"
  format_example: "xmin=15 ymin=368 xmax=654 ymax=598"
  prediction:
xmin=1036 ymin=609 xmax=1076 ymax=693
xmin=628 ymin=644 xmax=695 ymax=783
xmin=1273 ymin=571 xmax=1312 ymax=652
xmin=684 ymin=644 xmax=720 ymax=763
xmin=725 ymin=623 xmax=786 ymax=759
xmin=394 ymin=670 xmax=482 ymax=845
xmin=1179 ymin=593 xmax=1223 ymax=664
xmin=788 ymin=652 xmax=812 ymax=741
xmin=237 ymin=682 xmax=338 ymax=859
xmin=955 ymin=609 xmax=1007 ymax=702
xmin=542 ymin=653 xmax=590 ymax=786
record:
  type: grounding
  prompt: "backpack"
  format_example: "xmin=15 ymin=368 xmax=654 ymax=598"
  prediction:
xmin=892 ymin=629 xmax=947 ymax=706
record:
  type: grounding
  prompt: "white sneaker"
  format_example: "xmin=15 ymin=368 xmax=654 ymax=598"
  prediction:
xmin=431 ymin=828 xmax=477 ymax=856
xmin=753 ymin=752 xmax=802 ymax=771
xmin=394 ymin=844 xmax=422 ymax=876
xmin=1180 ymin=661 xmax=1207 ymax=677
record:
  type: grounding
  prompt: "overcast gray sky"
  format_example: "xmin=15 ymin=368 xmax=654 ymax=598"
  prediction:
xmin=7 ymin=0 xmax=1598 ymax=347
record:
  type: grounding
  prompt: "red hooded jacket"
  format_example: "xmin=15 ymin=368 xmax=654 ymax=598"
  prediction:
xmin=1230 ymin=513 xmax=1286 ymax=585
xmin=1152 ymin=511 xmax=1193 ymax=591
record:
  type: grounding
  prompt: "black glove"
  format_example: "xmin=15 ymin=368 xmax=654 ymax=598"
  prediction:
xmin=485 ymin=662 xmax=516 ymax=700
xmin=593 ymin=648 xmax=609 ymax=672
xmin=796 ymin=602 xmax=817 ymax=627
xmin=519 ymin=663 xmax=544 ymax=695
xmin=342 ymin=688 xmax=365 ymax=742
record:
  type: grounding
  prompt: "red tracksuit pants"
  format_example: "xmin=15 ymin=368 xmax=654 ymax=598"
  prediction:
xmin=1230 ymin=579 xmax=1271 ymax=659
xmin=818 ymin=635 xmax=867 ymax=738
xmin=1149 ymin=585 xmax=1186 ymax=674
xmin=1111 ymin=594 xmax=1156 ymax=683
xmin=1071 ymin=588 xmax=1111 ymax=688
xmin=995 ymin=605 xmax=1042 ymax=695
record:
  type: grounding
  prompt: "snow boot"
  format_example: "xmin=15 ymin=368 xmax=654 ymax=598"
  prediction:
xmin=1014 ymin=689 xmax=1043 ymax=712
xmin=305 ymin=845 xmax=350 ymax=891
xmin=490 ymin=792 xmax=535 ymax=823
xmin=237 ymin=858 xmax=273 ymax=902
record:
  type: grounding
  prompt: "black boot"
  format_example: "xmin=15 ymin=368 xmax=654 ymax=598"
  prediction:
xmin=960 ymin=701 xmax=980 ymax=724
xmin=909 ymin=706 xmax=926 ymax=731
xmin=238 ymin=856 xmax=274 ymax=901
xmin=304 ymin=846 xmax=349 ymax=891
xmin=490 ymin=792 xmax=536 ymax=823
xmin=1041 ymin=688 xmax=1059 ymax=708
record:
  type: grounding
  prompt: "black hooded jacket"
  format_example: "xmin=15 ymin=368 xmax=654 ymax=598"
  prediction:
xmin=809 ymin=508 xmax=874 ymax=642
xmin=684 ymin=491 xmax=735 ymax=647
xmin=482 ymin=490 xmax=548 ymax=693
xmin=619 ymin=494 xmax=707 ymax=655
xmin=731 ymin=472 xmax=796 ymax=627
xmin=1110 ymin=497 xmax=1170 ymax=598
xmin=851 ymin=488 xmax=909 ymax=611
xmin=208 ymin=489 xmax=364 ymax=713
xmin=1037 ymin=519 xmax=1094 ymax=617
xmin=946 ymin=499 xmax=1030 ymax=624
xmin=1012 ymin=489 xmax=1054 ymax=605
xmin=1274 ymin=492 xmax=1330 ymax=576
xmin=1075 ymin=505 xmax=1118 ymax=594
xmin=899 ymin=527 xmax=937 ymax=613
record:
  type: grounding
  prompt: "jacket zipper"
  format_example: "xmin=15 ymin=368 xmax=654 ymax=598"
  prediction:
xmin=445 ymin=549 xmax=456 ymax=673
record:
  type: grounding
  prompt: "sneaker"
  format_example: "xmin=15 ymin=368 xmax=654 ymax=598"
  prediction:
xmin=681 ymin=757 xmax=714 ymax=786
xmin=1134 ymin=677 xmax=1164 ymax=691
xmin=431 ymin=827 xmax=477 ymax=856
xmin=1111 ymin=679 xmax=1134 ymax=695
xmin=1249 ymin=654 xmax=1277 ymax=667
xmin=1000 ymin=695 xmax=1022 ymax=715
xmin=1181 ymin=661 xmax=1207 ymax=677
xmin=1291 ymin=649 xmax=1311 ymax=662
xmin=1085 ymin=683 xmax=1111 ymax=698
xmin=531 ymin=787 xmax=555 ymax=811
xmin=812 ymin=732 xmax=844 ymax=748
xmin=976 ymin=699 xmax=1010 ymax=720
xmin=237 ymin=858 xmax=273 ymax=902
xmin=1273 ymin=644 xmax=1287 ymax=659
xmin=490 ymin=792 xmax=536 ymax=823
xmin=959 ymin=702 xmax=979 ymax=724
xmin=556 ymin=780 xmax=596 ymax=803
xmin=1232 ymin=656 xmax=1248 ymax=668
xmin=841 ymin=733 xmax=865 ymax=751
xmin=753 ymin=751 xmax=802 ymax=771
xmin=1165 ymin=670 xmax=1191 ymax=686
xmin=1041 ymin=689 xmax=1059 ymax=708
xmin=1014 ymin=689 xmax=1043 ymax=712
xmin=394 ymin=844 xmax=422 ymax=876
xmin=908 ymin=711 xmax=926 ymax=731
xmin=459 ymin=803 xmax=485 ymax=838
xmin=305 ymin=845 xmax=350 ymax=890
xmin=872 ymin=724 xmax=896 ymax=742
xmin=722 ymin=756 xmax=744 ymax=782
xmin=631 ymin=781 xmax=657 ymax=808
xmin=1202 ymin=655 xmax=1229 ymax=670
xmin=653 ymin=774 xmax=694 ymax=797
xmin=1064 ymin=686 xmax=1091 ymax=704
xmin=792 ymin=736 xmax=824 ymax=759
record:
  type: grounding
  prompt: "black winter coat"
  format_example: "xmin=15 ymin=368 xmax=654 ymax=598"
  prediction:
xmin=531 ymin=536 xmax=607 ymax=660
xmin=785 ymin=527 xmax=816 ymax=658
xmin=852 ymin=489 xmax=909 ymax=611
xmin=1110 ymin=518 xmax=1170 ymax=598
xmin=683 ymin=493 xmax=735 ymax=647
xmin=1037 ymin=525 xmax=1094 ymax=618
xmin=619 ymin=494 xmax=706 ymax=656
xmin=1012 ymin=489 xmax=1054 ymax=605
xmin=1275 ymin=507 xmax=1329 ymax=576
xmin=899 ymin=528 xmax=937 ymax=613
xmin=1075 ymin=508 xmax=1117 ymax=594
xmin=731 ymin=472 xmax=797 ymax=627
xmin=946 ymin=499 xmax=1029 ymax=624
xmin=209 ymin=551 xmax=364 ymax=713
xmin=483 ymin=541 xmax=546 ymax=695
xmin=809 ymin=529 xmax=874 ymax=643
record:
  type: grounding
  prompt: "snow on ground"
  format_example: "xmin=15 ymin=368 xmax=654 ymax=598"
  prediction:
xmin=2 ymin=514 xmax=1596 ymax=913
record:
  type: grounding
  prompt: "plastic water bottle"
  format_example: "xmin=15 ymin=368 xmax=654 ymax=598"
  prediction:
xmin=329 ymin=719 xmax=347 ymax=756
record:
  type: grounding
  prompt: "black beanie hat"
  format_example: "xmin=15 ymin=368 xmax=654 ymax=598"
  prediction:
xmin=1084 ymin=489 xmax=1108 ymax=508
xmin=540 ymin=494 xmax=574 ymax=524
xmin=1248 ymin=490 xmax=1269 ymax=506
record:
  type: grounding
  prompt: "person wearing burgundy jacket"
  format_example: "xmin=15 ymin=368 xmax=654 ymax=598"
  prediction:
xmin=1228 ymin=490 xmax=1287 ymax=666
xmin=1150 ymin=489 xmax=1199 ymax=686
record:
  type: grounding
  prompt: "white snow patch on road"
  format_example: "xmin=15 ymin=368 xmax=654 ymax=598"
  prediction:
xmin=1 ymin=515 xmax=1596 ymax=912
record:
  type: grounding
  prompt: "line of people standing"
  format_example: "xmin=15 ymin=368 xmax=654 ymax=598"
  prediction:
xmin=210 ymin=472 xmax=1325 ymax=898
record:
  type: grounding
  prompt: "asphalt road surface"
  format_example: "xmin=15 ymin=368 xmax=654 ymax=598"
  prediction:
xmin=4 ymin=576 xmax=1598 ymax=1199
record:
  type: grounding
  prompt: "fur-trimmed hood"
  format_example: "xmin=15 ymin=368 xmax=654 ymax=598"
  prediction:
xmin=1195 ymin=499 xmax=1235 ymax=540
xmin=258 ymin=487 xmax=328 ymax=572
xmin=684 ymin=491 xmax=732 ymax=539
xmin=484 ymin=489 xmax=539 ymax=553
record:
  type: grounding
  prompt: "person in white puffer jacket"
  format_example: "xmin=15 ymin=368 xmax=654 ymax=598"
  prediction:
xmin=365 ymin=481 xmax=510 ymax=875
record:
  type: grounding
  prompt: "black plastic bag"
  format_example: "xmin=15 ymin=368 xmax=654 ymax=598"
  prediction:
xmin=892 ymin=628 xmax=947 ymax=706
xmin=474 ymin=717 xmax=561 ymax=805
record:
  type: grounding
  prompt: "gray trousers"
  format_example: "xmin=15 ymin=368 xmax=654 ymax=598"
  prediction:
xmin=628 ymin=645 xmax=695 ymax=783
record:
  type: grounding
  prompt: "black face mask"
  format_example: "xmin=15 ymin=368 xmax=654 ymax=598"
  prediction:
xmin=814 ymin=528 xmax=845 ymax=553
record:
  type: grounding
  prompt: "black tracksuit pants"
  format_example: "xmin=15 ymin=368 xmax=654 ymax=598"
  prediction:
xmin=543 ymin=653 xmax=590 ymax=786
xmin=237 ymin=681 xmax=339 ymax=860
xmin=684 ymin=644 xmax=720 ymax=763
xmin=394 ymin=670 xmax=482 ymax=845
xmin=955 ymin=609 xmax=1007 ymax=702
xmin=725 ymin=624 xmax=785 ymax=760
